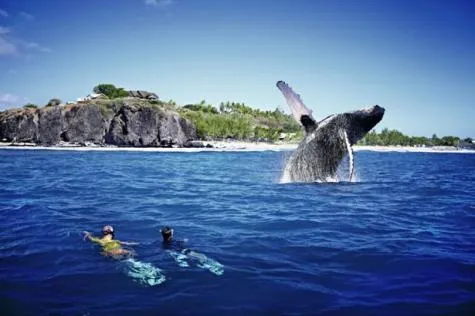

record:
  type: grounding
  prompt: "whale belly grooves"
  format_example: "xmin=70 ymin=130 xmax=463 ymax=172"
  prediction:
xmin=284 ymin=131 xmax=347 ymax=182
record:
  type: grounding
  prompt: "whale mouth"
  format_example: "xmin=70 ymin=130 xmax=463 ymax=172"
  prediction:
xmin=357 ymin=105 xmax=384 ymax=127
xmin=372 ymin=105 xmax=385 ymax=120
xmin=356 ymin=105 xmax=385 ymax=121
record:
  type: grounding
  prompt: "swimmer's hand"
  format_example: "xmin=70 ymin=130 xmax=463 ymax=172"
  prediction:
xmin=82 ymin=231 xmax=91 ymax=240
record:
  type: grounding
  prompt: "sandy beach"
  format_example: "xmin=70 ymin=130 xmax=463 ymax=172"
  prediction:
xmin=0 ymin=141 xmax=474 ymax=153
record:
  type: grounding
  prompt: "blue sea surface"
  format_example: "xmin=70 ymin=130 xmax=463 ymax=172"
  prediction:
xmin=0 ymin=149 xmax=474 ymax=315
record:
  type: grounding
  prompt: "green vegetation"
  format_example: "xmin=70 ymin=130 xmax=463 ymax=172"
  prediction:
xmin=49 ymin=83 xmax=468 ymax=145
xmin=184 ymin=100 xmax=218 ymax=114
xmin=93 ymin=84 xmax=129 ymax=99
xmin=359 ymin=128 xmax=462 ymax=147
xmin=178 ymin=101 xmax=302 ymax=141
xmin=85 ymin=97 xmax=178 ymax=117
xmin=46 ymin=98 xmax=61 ymax=107
xmin=23 ymin=103 xmax=38 ymax=109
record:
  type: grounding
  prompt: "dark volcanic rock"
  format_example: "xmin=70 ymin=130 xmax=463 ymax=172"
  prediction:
xmin=105 ymin=105 xmax=161 ymax=146
xmin=158 ymin=112 xmax=194 ymax=146
xmin=61 ymin=104 xmax=111 ymax=144
xmin=38 ymin=106 xmax=62 ymax=145
xmin=105 ymin=104 xmax=196 ymax=147
xmin=0 ymin=108 xmax=38 ymax=142
xmin=0 ymin=101 xmax=197 ymax=147
xmin=183 ymin=140 xmax=205 ymax=148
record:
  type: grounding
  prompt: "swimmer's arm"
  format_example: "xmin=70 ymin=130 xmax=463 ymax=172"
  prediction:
xmin=83 ymin=231 xmax=102 ymax=244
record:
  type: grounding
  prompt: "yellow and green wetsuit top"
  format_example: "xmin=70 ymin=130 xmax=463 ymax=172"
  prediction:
xmin=89 ymin=236 xmax=122 ymax=252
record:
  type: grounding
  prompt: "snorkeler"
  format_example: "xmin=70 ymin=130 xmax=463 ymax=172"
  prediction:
xmin=83 ymin=225 xmax=137 ymax=258
xmin=160 ymin=225 xmax=224 ymax=275
xmin=83 ymin=225 xmax=166 ymax=286
xmin=160 ymin=226 xmax=186 ymax=249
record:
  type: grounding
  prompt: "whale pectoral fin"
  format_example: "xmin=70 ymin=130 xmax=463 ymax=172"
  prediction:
xmin=343 ymin=130 xmax=355 ymax=181
xmin=276 ymin=81 xmax=317 ymax=133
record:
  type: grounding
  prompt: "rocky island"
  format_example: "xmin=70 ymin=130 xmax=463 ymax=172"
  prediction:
xmin=0 ymin=83 xmax=303 ymax=149
xmin=0 ymin=98 xmax=198 ymax=148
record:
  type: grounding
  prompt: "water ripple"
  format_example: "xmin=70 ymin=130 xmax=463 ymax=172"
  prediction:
xmin=1 ymin=150 xmax=474 ymax=315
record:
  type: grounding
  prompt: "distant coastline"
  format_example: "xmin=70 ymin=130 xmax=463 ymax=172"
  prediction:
xmin=1 ymin=141 xmax=474 ymax=154
xmin=2 ymin=84 xmax=471 ymax=150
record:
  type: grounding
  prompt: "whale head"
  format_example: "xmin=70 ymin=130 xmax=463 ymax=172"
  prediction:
xmin=342 ymin=105 xmax=385 ymax=145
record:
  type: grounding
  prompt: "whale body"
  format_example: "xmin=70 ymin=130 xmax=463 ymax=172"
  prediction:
xmin=277 ymin=81 xmax=385 ymax=182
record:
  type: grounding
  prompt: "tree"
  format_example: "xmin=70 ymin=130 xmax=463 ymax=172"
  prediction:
xmin=93 ymin=84 xmax=129 ymax=99
xmin=46 ymin=98 xmax=62 ymax=107
xmin=431 ymin=133 xmax=441 ymax=146
xmin=358 ymin=129 xmax=463 ymax=147
xmin=183 ymin=101 xmax=218 ymax=114
xmin=23 ymin=103 xmax=38 ymax=109
xmin=440 ymin=136 xmax=460 ymax=146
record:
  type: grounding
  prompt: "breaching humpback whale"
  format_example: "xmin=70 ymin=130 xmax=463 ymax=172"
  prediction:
xmin=277 ymin=81 xmax=385 ymax=182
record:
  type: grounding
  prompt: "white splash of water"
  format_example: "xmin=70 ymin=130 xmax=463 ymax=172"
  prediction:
xmin=343 ymin=130 xmax=354 ymax=182
xmin=280 ymin=170 xmax=291 ymax=184
xmin=279 ymin=131 xmax=360 ymax=184
xmin=279 ymin=151 xmax=293 ymax=183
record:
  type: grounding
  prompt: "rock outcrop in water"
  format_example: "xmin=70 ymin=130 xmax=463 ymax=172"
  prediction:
xmin=0 ymin=100 xmax=197 ymax=147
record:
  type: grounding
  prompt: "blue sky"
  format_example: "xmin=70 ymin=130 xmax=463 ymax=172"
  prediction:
xmin=0 ymin=0 xmax=473 ymax=137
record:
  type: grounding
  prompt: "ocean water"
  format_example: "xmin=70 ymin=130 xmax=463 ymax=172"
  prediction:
xmin=0 ymin=149 xmax=474 ymax=315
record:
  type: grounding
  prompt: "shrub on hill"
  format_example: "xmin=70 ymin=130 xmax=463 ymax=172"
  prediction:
xmin=93 ymin=84 xmax=129 ymax=99
xmin=179 ymin=100 xmax=302 ymax=141
xmin=46 ymin=98 xmax=62 ymax=107
xmin=23 ymin=103 xmax=38 ymax=109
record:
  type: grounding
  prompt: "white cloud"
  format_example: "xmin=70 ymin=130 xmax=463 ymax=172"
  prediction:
xmin=19 ymin=11 xmax=34 ymax=20
xmin=0 ymin=93 xmax=19 ymax=104
xmin=0 ymin=26 xmax=10 ymax=34
xmin=0 ymin=9 xmax=7 ymax=17
xmin=0 ymin=93 xmax=30 ymax=110
xmin=22 ymin=41 xmax=51 ymax=53
xmin=0 ymin=37 xmax=51 ymax=56
xmin=0 ymin=11 xmax=50 ymax=58
xmin=145 ymin=0 xmax=174 ymax=7
xmin=0 ymin=37 xmax=17 ymax=55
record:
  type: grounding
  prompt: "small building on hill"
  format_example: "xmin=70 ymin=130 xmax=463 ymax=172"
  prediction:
xmin=76 ymin=93 xmax=107 ymax=103
xmin=128 ymin=90 xmax=159 ymax=100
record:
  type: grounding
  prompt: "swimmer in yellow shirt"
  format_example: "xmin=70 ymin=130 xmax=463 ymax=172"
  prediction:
xmin=83 ymin=225 xmax=137 ymax=258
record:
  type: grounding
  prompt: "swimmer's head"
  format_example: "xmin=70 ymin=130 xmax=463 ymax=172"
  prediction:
xmin=160 ymin=226 xmax=173 ymax=242
xmin=103 ymin=225 xmax=115 ymax=238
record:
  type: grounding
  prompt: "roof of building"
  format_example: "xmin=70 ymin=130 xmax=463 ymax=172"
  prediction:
xmin=128 ymin=90 xmax=158 ymax=100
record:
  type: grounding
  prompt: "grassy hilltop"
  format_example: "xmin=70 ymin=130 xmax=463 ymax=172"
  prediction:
xmin=178 ymin=100 xmax=302 ymax=142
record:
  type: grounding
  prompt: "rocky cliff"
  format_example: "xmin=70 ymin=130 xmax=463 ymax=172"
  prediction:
xmin=0 ymin=100 xmax=197 ymax=147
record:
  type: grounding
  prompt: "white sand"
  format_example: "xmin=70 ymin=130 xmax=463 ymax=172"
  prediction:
xmin=0 ymin=141 xmax=473 ymax=154
xmin=0 ymin=141 xmax=298 ymax=152
xmin=353 ymin=145 xmax=474 ymax=154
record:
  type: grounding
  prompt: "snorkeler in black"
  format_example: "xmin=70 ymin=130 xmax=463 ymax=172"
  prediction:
xmin=160 ymin=225 xmax=224 ymax=275
xmin=160 ymin=226 xmax=187 ymax=250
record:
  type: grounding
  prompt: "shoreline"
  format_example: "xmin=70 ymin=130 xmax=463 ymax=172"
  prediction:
xmin=0 ymin=141 xmax=474 ymax=154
